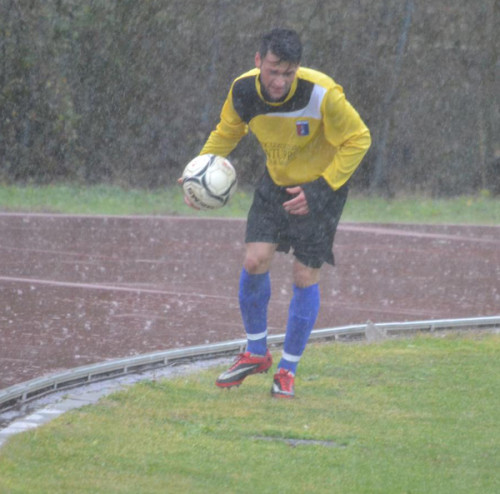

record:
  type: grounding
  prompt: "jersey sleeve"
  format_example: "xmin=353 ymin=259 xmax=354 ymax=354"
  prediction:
xmin=321 ymin=86 xmax=371 ymax=190
xmin=199 ymin=86 xmax=248 ymax=157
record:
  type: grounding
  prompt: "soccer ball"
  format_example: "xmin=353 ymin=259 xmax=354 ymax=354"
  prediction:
xmin=182 ymin=154 xmax=237 ymax=210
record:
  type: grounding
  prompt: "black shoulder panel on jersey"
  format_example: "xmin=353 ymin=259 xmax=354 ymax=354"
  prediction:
xmin=232 ymin=76 xmax=315 ymax=123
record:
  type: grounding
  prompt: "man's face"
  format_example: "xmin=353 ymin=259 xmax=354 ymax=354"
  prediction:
xmin=255 ymin=51 xmax=299 ymax=102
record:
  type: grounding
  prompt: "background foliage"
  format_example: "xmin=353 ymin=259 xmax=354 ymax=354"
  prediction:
xmin=0 ymin=0 xmax=498 ymax=195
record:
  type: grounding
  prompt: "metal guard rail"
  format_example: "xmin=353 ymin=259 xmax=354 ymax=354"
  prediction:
xmin=1 ymin=315 xmax=499 ymax=412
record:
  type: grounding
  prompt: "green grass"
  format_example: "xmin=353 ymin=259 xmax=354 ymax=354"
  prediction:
xmin=344 ymin=192 xmax=500 ymax=225
xmin=1 ymin=184 xmax=500 ymax=223
xmin=0 ymin=184 xmax=251 ymax=218
xmin=1 ymin=332 xmax=499 ymax=493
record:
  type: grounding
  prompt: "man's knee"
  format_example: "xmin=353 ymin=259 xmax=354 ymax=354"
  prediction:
xmin=243 ymin=242 xmax=276 ymax=274
xmin=293 ymin=260 xmax=321 ymax=287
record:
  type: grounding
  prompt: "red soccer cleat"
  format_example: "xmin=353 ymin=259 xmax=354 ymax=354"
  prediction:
xmin=216 ymin=350 xmax=273 ymax=388
xmin=271 ymin=368 xmax=295 ymax=399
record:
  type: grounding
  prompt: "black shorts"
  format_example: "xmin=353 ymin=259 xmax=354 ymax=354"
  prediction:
xmin=245 ymin=171 xmax=348 ymax=268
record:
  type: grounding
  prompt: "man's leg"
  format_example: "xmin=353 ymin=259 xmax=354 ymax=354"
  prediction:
xmin=280 ymin=261 xmax=320 ymax=373
xmin=240 ymin=242 xmax=276 ymax=354
xmin=272 ymin=261 xmax=321 ymax=398
xmin=215 ymin=243 xmax=276 ymax=388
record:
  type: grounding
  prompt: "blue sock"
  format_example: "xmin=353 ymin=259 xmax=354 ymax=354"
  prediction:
xmin=279 ymin=284 xmax=320 ymax=374
xmin=239 ymin=268 xmax=271 ymax=355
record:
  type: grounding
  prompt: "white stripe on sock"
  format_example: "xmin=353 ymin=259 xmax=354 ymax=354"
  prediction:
xmin=247 ymin=330 xmax=267 ymax=341
xmin=282 ymin=351 xmax=301 ymax=363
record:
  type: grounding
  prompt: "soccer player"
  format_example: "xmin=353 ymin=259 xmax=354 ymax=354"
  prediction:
xmin=183 ymin=28 xmax=371 ymax=398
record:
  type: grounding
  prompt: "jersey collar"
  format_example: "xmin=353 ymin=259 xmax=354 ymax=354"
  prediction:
xmin=255 ymin=73 xmax=299 ymax=106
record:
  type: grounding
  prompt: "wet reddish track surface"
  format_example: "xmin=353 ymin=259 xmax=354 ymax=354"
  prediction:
xmin=1 ymin=213 xmax=499 ymax=390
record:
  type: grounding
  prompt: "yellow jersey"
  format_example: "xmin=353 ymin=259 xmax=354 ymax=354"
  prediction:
xmin=200 ymin=67 xmax=371 ymax=190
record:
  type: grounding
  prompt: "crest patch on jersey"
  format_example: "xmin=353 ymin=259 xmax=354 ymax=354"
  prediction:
xmin=296 ymin=120 xmax=310 ymax=136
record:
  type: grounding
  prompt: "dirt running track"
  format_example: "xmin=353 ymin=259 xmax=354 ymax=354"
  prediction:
xmin=1 ymin=213 xmax=499 ymax=390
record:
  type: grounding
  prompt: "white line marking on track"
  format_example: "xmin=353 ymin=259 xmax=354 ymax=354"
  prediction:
xmin=0 ymin=275 xmax=234 ymax=301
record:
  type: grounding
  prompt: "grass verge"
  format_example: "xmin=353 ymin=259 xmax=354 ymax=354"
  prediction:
xmin=1 ymin=332 xmax=499 ymax=493
xmin=0 ymin=184 xmax=500 ymax=224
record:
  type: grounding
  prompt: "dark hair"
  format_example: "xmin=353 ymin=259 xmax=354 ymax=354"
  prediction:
xmin=259 ymin=28 xmax=302 ymax=64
